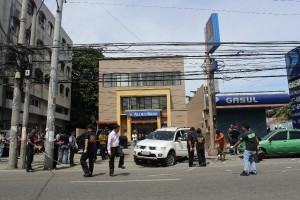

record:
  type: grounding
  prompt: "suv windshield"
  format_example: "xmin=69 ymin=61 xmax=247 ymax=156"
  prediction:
xmin=147 ymin=131 xmax=175 ymax=141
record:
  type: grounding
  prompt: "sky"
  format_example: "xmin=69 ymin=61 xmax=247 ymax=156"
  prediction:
xmin=44 ymin=0 xmax=300 ymax=97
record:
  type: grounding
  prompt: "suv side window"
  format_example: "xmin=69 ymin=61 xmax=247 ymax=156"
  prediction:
xmin=289 ymin=131 xmax=300 ymax=140
xmin=179 ymin=130 xmax=189 ymax=141
xmin=271 ymin=131 xmax=287 ymax=141
xmin=175 ymin=131 xmax=182 ymax=141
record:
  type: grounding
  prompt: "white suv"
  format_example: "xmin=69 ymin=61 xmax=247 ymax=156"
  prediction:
xmin=133 ymin=127 xmax=190 ymax=166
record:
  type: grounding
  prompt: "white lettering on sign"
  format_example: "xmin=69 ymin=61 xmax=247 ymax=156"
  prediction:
xmin=133 ymin=112 xmax=159 ymax=117
xmin=226 ymin=97 xmax=259 ymax=104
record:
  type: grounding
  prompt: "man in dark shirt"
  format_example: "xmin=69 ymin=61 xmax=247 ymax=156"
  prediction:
xmin=26 ymin=126 xmax=37 ymax=172
xmin=187 ymin=127 xmax=196 ymax=167
xmin=80 ymin=124 xmax=96 ymax=177
xmin=195 ymin=128 xmax=206 ymax=167
xmin=230 ymin=123 xmax=259 ymax=176
xmin=228 ymin=126 xmax=240 ymax=155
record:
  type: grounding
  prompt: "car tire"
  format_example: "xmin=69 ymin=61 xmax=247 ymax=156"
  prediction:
xmin=258 ymin=148 xmax=266 ymax=160
xmin=162 ymin=152 xmax=176 ymax=167
xmin=134 ymin=156 xmax=141 ymax=165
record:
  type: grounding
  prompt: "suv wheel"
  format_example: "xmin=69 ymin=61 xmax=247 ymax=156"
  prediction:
xmin=163 ymin=152 xmax=175 ymax=167
xmin=134 ymin=156 xmax=141 ymax=165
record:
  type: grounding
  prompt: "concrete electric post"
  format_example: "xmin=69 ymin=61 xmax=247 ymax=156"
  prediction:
xmin=20 ymin=5 xmax=37 ymax=170
xmin=8 ymin=0 xmax=28 ymax=169
xmin=44 ymin=0 xmax=64 ymax=170
xmin=206 ymin=53 xmax=217 ymax=156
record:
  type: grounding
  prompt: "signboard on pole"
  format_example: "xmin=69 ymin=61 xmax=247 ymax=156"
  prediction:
xmin=286 ymin=47 xmax=300 ymax=128
xmin=205 ymin=13 xmax=220 ymax=54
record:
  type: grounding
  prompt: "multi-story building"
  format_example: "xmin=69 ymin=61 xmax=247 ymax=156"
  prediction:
xmin=98 ymin=56 xmax=187 ymax=141
xmin=0 ymin=0 xmax=72 ymax=131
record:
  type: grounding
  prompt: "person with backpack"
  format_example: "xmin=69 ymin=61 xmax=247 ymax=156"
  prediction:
xmin=69 ymin=130 xmax=78 ymax=167
xmin=195 ymin=128 xmax=206 ymax=167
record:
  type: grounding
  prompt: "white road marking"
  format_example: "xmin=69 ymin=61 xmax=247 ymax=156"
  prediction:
xmin=291 ymin=159 xmax=295 ymax=161
xmin=286 ymin=167 xmax=292 ymax=169
xmin=148 ymin=174 xmax=171 ymax=177
xmin=71 ymin=178 xmax=181 ymax=183
xmin=226 ymin=170 xmax=232 ymax=172
xmin=187 ymin=167 xmax=195 ymax=172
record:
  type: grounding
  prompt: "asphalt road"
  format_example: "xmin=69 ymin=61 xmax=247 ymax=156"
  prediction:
xmin=0 ymin=148 xmax=300 ymax=200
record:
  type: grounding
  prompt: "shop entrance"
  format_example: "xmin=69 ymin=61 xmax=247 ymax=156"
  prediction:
xmin=131 ymin=123 xmax=157 ymax=140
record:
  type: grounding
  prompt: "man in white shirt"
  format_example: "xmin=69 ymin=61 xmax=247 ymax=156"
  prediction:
xmin=132 ymin=129 xmax=138 ymax=147
xmin=107 ymin=124 xmax=125 ymax=176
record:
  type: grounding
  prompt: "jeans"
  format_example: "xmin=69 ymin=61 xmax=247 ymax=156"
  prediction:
xmin=133 ymin=140 xmax=137 ymax=147
xmin=59 ymin=145 xmax=69 ymax=164
xmin=243 ymin=150 xmax=257 ymax=174
xmin=0 ymin=146 xmax=3 ymax=161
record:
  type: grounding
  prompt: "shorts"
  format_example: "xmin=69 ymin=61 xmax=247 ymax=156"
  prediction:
xmin=218 ymin=147 xmax=226 ymax=154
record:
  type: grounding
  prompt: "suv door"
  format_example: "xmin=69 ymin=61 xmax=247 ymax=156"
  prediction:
xmin=174 ymin=130 xmax=186 ymax=157
xmin=267 ymin=131 xmax=288 ymax=154
xmin=288 ymin=131 xmax=300 ymax=154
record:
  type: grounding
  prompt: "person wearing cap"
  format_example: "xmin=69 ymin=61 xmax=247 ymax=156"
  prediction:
xmin=80 ymin=124 xmax=97 ymax=177
xmin=107 ymin=124 xmax=125 ymax=177
xmin=228 ymin=125 xmax=240 ymax=155
xmin=26 ymin=126 xmax=38 ymax=172
xmin=195 ymin=128 xmax=206 ymax=167
xmin=215 ymin=130 xmax=227 ymax=162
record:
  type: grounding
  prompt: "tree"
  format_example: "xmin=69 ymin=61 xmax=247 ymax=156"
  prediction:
xmin=266 ymin=106 xmax=292 ymax=120
xmin=69 ymin=48 xmax=103 ymax=129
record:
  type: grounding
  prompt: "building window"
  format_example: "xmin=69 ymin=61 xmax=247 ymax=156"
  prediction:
xmin=25 ymin=29 xmax=31 ymax=44
xmin=44 ymin=74 xmax=50 ymax=85
xmin=60 ymin=84 xmax=64 ymax=94
xmin=60 ymin=61 xmax=65 ymax=72
xmin=103 ymin=72 xmax=181 ymax=88
xmin=38 ymin=12 xmax=46 ymax=29
xmin=66 ymin=66 xmax=71 ymax=77
xmin=56 ymin=107 xmax=62 ymax=114
xmin=47 ymin=22 xmax=53 ymax=36
xmin=27 ymin=0 xmax=35 ymax=15
xmin=34 ymin=68 xmax=43 ymax=83
xmin=64 ymin=109 xmax=69 ymax=115
xmin=122 ymin=96 xmax=167 ymax=111
xmin=66 ymin=87 xmax=70 ymax=97
xmin=5 ymin=90 xmax=13 ymax=100
xmin=30 ymin=99 xmax=39 ymax=107
xmin=10 ymin=18 xmax=20 ymax=36
xmin=45 ymin=50 xmax=51 ymax=61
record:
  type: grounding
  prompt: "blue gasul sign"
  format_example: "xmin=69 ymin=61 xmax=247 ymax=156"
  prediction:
xmin=215 ymin=93 xmax=290 ymax=106
xmin=127 ymin=110 xmax=161 ymax=117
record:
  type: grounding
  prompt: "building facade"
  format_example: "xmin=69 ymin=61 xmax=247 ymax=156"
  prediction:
xmin=0 ymin=0 xmax=72 ymax=131
xmin=98 ymin=56 xmax=187 ymax=140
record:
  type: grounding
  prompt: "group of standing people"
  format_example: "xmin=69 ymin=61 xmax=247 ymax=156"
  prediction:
xmin=80 ymin=124 xmax=125 ymax=177
xmin=187 ymin=127 xmax=206 ymax=167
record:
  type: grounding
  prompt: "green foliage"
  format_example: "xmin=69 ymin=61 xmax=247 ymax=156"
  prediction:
xmin=69 ymin=48 xmax=103 ymax=129
xmin=266 ymin=106 xmax=292 ymax=120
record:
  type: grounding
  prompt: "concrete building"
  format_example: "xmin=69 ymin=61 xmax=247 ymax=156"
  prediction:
xmin=0 ymin=0 xmax=72 ymax=131
xmin=98 ymin=56 xmax=187 ymax=140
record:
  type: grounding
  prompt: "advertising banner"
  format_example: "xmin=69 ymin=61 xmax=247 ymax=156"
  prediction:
xmin=205 ymin=13 xmax=220 ymax=54
xmin=286 ymin=47 xmax=300 ymax=128
xmin=127 ymin=110 xmax=161 ymax=117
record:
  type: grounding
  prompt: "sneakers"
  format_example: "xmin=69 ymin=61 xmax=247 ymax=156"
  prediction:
xmin=26 ymin=169 xmax=34 ymax=173
xmin=250 ymin=172 xmax=257 ymax=175
xmin=240 ymin=171 xmax=249 ymax=176
xmin=118 ymin=166 xmax=126 ymax=169
xmin=83 ymin=173 xmax=92 ymax=177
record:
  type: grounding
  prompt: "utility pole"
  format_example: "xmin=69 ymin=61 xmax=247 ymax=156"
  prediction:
xmin=205 ymin=52 xmax=217 ymax=156
xmin=44 ymin=0 xmax=64 ymax=170
xmin=8 ymin=0 xmax=28 ymax=169
xmin=20 ymin=4 xmax=37 ymax=169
